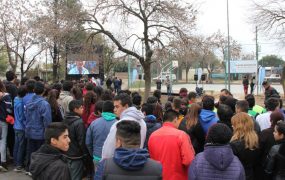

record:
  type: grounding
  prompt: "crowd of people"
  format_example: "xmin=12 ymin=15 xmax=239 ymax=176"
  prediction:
xmin=0 ymin=70 xmax=285 ymax=180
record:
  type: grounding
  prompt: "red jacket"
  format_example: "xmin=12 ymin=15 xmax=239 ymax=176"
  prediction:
xmin=82 ymin=103 xmax=95 ymax=127
xmin=148 ymin=122 xmax=195 ymax=180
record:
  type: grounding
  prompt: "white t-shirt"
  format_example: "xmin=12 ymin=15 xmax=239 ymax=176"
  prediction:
xmin=256 ymin=111 xmax=272 ymax=131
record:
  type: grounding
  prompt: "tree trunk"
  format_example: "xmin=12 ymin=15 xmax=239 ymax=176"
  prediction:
xmin=20 ymin=57 xmax=24 ymax=79
xmin=52 ymin=43 xmax=58 ymax=82
xmin=186 ymin=66 xmax=190 ymax=83
xmin=143 ymin=62 xmax=151 ymax=102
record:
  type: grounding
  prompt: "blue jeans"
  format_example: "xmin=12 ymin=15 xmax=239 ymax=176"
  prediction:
xmin=26 ymin=138 xmax=44 ymax=171
xmin=13 ymin=130 xmax=26 ymax=167
xmin=0 ymin=121 xmax=8 ymax=163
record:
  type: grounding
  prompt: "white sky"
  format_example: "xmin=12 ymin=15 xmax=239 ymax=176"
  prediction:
xmin=196 ymin=0 xmax=285 ymax=60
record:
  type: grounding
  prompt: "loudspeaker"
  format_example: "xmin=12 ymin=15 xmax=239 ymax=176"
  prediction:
xmin=194 ymin=75 xmax=198 ymax=81
xmin=201 ymin=74 xmax=206 ymax=81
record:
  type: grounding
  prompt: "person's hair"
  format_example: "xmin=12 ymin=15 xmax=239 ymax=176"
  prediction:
xmin=47 ymin=89 xmax=60 ymax=116
xmin=217 ymin=104 xmax=234 ymax=124
xmin=185 ymin=103 xmax=201 ymax=130
xmin=270 ymin=111 xmax=285 ymax=128
xmin=141 ymin=103 xmax=154 ymax=115
xmin=164 ymin=101 xmax=172 ymax=111
xmin=181 ymin=98 xmax=189 ymax=107
xmin=202 ymin=95 xmax=215 ymax=111
xmin=236 ymin=100 xmax=249 ymax=112
xmin=6 ymin=70 xmax=15 ymax=81
xmin=279 ymin=99 xmax=283 ymax=109
xmin=265 ymin=98 xmax=280 ymax=111
xmin=167 ymin=96 xmax=174 ymax=102
xmin=188 ymin=92 xmax=197 ymax=100
xmin=69 ymin=100 xmax=83 ymax=112
xmin=83 ymin=91 xmax=97 ymax=116
xmin=17 ymin=85 xmax=27 ymax=98
xmin=43 ymin=84 xmax=51 ymax=97
xmin=25 ymin=79 xmax=36 ymax=93
xmin=132 ymin=94 xmax=142 ymax=106
xmin=113 ymin=93 xmax=132 ymax=107
xmin=221 ymin=89 xmax=232 ymax=96
xmin=94 ymin=100 xmax=104 ymax=114
xmin=153 ymin=90 xmax=161 ymax=100
xmin=245 ymin=94 xmax=255 ymax=108
xmin=71 ymin=86 xmax=83 ymax=100
xmin=45 ymin=122 xmax=68 ymax=144
xmin=34 ymin=81 xmax=45 ymax=95
xmin=102 ymin=100 xmax=114 ymax=113
xmin=85 ymin=82 xmax=94 ymax=91
xmin=52 ymin=83 xmax=62 ymax=92
xmin=131 ymin=91 xmax=139 ymax=98
xmin=116 ymin=120 xmax=141 ymax=148
xmin=276 ymin=121 xmax=285 ymax=136
xmin=224 ymin=97 xmax=238 ymax=113
xmin=20 ymin=77 xmax=29 ymax=85
xmin=0 ymin=79 xmax=6 ymax=92
xmin=262 ymin=81 xmax=269 ymax=86
xmin=173 ymin=97 xmax=182 ymax=110
xmin=163 ymin=109 xmax=179 ymax=122
xmin=179 ymin=88 xmax=188 ymax=98
xmin=146 ymin=96 xmax=158 ymax=104
xmin=93 ymin=86 xmax=103 ymax=99
xmin=101 ymin=89 xmax=113 ymax=101
xmin=34 ymin=76 xmax=40 ymax=81
xmin=231 ymin=112 xmax=259 ymax=149
xmin=206 ymin=123 xmax=233 ymax=145
xmin=62 ymin=80 xmax=73 ymax=91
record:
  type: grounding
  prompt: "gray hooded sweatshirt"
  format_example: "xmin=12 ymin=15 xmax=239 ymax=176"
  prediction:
xmin=101 ymin=107 xmax=146 ymax=159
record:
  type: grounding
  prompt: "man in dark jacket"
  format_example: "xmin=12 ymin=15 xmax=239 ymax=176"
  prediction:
xmin=25 ymin=81 xmax=52 ymax=174
xmin=30 ymin=122 xmax=71 ymax=180
xmin=141 ymin=103 xmax=161 ymax=149
xmin=95 ymin=120 xmax=162 ymax=180
xmin=4 ymin=70 xmax=18 ymax=161
xmin=63 ymin=100 xmax=93 ymax=180
xmin=262 ymin=81 xmax=280 ymax=101
xmin=189 ymin=123 xmax=245 ymax=180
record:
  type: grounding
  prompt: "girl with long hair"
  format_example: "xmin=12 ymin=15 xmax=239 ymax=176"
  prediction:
xmin=179 ymin=103 xmax=205 ymax=153
xmin=230 ymin=112 xmax=260 ymax=180
xmin=82 ymin=91 xmax=97 ymax=127
xmin=47 ymin=89 xmax=63 ymax=122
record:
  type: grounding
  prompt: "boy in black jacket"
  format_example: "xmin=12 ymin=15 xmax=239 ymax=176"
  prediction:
xmin=30 ymin=122 xmax=71 ymax=180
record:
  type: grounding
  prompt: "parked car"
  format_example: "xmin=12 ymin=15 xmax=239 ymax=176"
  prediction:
xmin=264 ymin=74 xmax=281 ymax=83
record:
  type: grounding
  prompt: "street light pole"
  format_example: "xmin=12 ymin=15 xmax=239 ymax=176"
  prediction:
xmin=227 ymin=0 xmax=231 ymax=92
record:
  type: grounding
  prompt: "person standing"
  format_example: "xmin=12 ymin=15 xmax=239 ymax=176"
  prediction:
xmin=95 ymin=121 xmax=162 ymax=180
xmin=113 ymin=77 xmax=120 ymax=94
xmin=243 ymin=76 xmax=249 ymax=96
xmin=106 ymin=77 xmax=112 ymax=90
xmin=156 ymin=77 xmax=162 ymax=90
xmin=30 ymin=122 xmax=71 ymax=180
xmin=165 ymin=76 xmax=171 ymax=96
xmin=189 ymin=123 xmax=245 ymax=180
xmin=250 ymin=76 xmax=256 ymax=94
xmin=25 ymin=81 xmax=52 ymax=175
xmin=0 ymin=80 xmax=12 ymax=172
xmin=63 ymin=100 xmax=93 ymax=180
xmin=148 ymin=109 xmax=195 ymax=180
xmin=262 ymin=81 xmax=280 ymax=101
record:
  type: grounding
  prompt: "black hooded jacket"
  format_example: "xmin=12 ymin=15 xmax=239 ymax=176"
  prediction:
xmin=63 ymin=112 xmax=89 ymax=158
xmin=30 ymin=144 xmax=71 ymax=180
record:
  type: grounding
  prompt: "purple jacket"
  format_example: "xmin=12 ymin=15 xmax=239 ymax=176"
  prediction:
xmin=189 ymin=145 xmax=245 ymax=180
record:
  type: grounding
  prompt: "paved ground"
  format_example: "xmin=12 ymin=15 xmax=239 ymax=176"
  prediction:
xmin=0 ymin=166 xmax=31 ymax=180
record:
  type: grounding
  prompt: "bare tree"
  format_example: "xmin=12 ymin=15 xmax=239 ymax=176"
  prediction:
xmin=0 ymin=0 xmax=44 ymax=77
xmin=36 ymin=0 xmax=87 ymax=81
xmin=85 ymin=0 xmax=197 ymax=99
xmin=251 ymin=0 xmax=285 ymax=95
